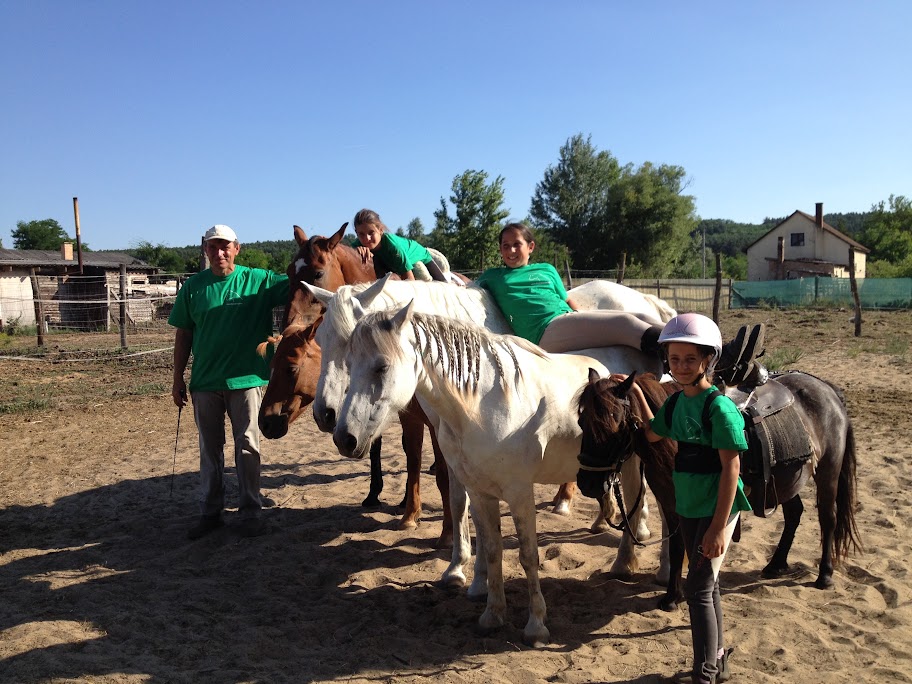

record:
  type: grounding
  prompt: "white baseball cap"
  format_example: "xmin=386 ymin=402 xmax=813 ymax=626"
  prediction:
xmin=203 ymin=224 xmax=238 ymax=242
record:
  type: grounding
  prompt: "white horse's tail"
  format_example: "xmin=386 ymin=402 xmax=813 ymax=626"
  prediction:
xmin=642 ymin=293 xmax=678 ymax=323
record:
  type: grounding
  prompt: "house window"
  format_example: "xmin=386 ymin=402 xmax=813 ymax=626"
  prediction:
xmin=790 ymin=232 xmax=805 ymax=247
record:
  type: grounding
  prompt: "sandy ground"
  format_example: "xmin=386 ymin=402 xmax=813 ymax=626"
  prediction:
xmin=1 ymin=308 xmax=911 ymax=684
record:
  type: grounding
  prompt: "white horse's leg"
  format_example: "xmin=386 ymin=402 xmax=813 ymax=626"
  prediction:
xmin=471 ymin=491 xmax=506 ymax=632
xmin=440 ymin=465 xmax=471 ymax=588
xmin=510 ymin=489 xmax=550 ymax=647
xmin=609 ymin=455 xmax=645 ymax=577
xmin=466 ymin=498 xmax=488 ymax=599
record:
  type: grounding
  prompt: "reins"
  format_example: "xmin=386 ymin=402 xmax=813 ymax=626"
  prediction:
xmin=580 ymin=384 xmax=679 ymax=548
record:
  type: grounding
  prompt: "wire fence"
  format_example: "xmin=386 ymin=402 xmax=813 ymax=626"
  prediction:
xmin=4 ymin=270 xmax=905 ymax=360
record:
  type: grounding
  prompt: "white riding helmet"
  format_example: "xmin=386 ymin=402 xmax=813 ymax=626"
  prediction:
xmin=658 ymin=313 xmax=723 ymax=370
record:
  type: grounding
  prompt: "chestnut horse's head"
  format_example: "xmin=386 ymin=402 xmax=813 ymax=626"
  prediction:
xmin=258 ymin=320 xmax=322 ymax=439
xmin=284 ymin=223 xmax=352 ymax=328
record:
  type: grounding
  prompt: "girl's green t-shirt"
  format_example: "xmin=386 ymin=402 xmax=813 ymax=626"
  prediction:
xmin=651 ymin=386 xmax=752 ymax=518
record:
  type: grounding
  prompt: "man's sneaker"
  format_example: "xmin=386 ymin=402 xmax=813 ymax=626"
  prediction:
xmin=717 ymin=324 xmax=766 ymax=386
xmin=187 ymin=515 xmax=224 ymax=540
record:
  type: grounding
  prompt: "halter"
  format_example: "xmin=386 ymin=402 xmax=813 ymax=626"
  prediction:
xmin=577 ymin=394 xmax=652 ymax=544
xmin=577 ymin=386 xmax=676 ymax=548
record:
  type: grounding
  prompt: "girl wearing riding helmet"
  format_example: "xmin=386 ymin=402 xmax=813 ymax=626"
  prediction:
xmin=613 ymin=313 xmax=752 ymax=684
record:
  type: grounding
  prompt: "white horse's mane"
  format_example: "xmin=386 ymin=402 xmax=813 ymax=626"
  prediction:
xmin=352 ymin=308 xmax=546 ymax=400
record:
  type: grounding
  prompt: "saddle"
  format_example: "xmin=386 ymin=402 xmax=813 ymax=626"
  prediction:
xmin=725 ymin=375 xmax=814 ymax=517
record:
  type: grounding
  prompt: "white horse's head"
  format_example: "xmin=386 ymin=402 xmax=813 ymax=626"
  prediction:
xmin=333 ymin=300 xmax=421 ymax=458
xmin=304 ymin=275 xmax=393 ymax=433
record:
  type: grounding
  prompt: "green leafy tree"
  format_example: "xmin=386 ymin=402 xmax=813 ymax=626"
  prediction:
xmin=433 ymin=170 xmax=509 ymax=271
xmin=530 ymin=134 xmax=620 ymax=263
xmin=406 ymin=218 xmax=425 ymax=243
xmin=531 ymin=135 xmax=697 ymax=276
xmin=235 ymin=247 xmax=272 ymax=270
xmin=12 ymin=218 xmax=83 ymax=250
xmin=131 ymin=241 xmax=188 ymax=274
xmin=858 ymin=194 xmax=912 ymax=264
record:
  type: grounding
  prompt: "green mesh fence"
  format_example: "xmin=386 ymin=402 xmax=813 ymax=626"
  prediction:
xmin=731 ymin=278 xmax=912 ymax=309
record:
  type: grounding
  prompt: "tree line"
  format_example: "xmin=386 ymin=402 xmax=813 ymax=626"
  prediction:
xmin=7 ymin=134 xmax=910 ymax=278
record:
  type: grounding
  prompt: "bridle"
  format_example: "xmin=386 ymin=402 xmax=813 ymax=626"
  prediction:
xmin=577 ymin=386 xmax=675 ymax=548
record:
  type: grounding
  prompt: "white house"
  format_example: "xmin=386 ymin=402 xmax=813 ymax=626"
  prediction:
xmin=746 ymin=203 xmax=869 ymax=281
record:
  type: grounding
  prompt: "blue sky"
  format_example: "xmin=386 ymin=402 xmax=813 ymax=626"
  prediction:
xmin=1 ymin=1 xmax=909 ymax=250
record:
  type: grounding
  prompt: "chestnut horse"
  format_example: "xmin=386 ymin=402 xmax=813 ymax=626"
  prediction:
xmin=576 ymin=371 xmax=861 ymax=593
xmin=259 ymin=223 xmax=455 ymax=547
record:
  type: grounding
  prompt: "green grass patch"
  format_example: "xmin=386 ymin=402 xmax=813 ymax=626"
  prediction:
xmin=885 ymin=338 xmax=908 ymax=358
xmin=0 ymin=397 xmax=53 ymax=414
xmin=129 ymin=382 xmax=167 ymax=396
xmin=764 ymin=347 xmax=804 ymax=371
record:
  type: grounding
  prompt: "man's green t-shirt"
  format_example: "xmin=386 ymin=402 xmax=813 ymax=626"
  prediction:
xmin=168 ymin=265 xmax=289 ymax=392
xmin=475 ymin=263 xmax=572 ymax=344
xmin=373 ymin=233 xmax=433 ymax=275
xmin=650 ymin=387 xmax=752 ymax=518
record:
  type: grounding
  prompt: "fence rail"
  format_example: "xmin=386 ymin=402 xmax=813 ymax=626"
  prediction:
xmin=3 ymin=272 xmax=909 ymax=357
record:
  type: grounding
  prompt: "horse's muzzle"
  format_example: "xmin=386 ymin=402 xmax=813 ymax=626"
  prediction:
xmin=576 ymin=467 xmax=608 ymax=500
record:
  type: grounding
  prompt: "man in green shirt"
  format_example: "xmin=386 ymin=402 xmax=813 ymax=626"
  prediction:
xmin=169 ymin=224 xmax=289 ymax=539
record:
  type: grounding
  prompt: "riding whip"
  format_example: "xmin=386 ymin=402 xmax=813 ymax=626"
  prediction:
xmin=169 ymin=389 xmax=187 ymax=497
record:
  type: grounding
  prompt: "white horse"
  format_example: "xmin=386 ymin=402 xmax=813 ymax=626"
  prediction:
xmin=333 ymin=302 xmax=642 ymax=646
xmin=305 ymin=278 xmax=672 ymax=627
xmin=310 ymin=276 xmax=669 ymax=519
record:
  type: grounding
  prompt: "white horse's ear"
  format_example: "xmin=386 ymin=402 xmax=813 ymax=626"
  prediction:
xmin=352 ymin=297 xmax=366 ymax=322
xmin=301 ymin=281 xmax=334 ymax=306
xmin=588 ymin=367 xmax=602 ymax=384
xmin=390 ymin=299 xmax=415 ymax=332
xmin=356 ymin=273 xmax=394 ymax=308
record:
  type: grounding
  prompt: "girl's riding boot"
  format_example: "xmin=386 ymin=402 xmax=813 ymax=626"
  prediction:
xmin=672 ymin=671 xmax=715 ymax=684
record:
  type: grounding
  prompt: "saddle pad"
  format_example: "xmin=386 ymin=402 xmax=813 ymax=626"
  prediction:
xmin=746 ymin=402 xmax=814 ymax=471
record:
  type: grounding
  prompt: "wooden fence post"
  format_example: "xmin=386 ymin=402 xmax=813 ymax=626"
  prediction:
xmin=713 ymin=253 xmax=722 ymax=323
xmin=119 ymin=264 xmax=128 ymax=350
xmin=849 ymin=248 xmax=862 ymax=337
xmin=29 ymin=268 xmax=45 ymax=347
xmin=617 ymin=252 xmax=626 ymax=284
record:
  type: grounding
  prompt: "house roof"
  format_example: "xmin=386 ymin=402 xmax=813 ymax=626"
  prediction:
xmin=0 ymin=248 xmax=155 ymax=270
xmin=746 ymin=211 xmax=870 ymax=253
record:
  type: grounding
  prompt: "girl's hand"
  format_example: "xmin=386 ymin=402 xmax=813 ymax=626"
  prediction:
xmin=700 ymin=526 xmax=726 ymax=559
xmin=356 ymin=247 xmax=372 ymax=264
xmin=608 ymin=373 xmax=628 ymax=383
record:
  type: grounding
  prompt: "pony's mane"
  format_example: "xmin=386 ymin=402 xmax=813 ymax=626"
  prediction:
xmin=578 ymin=373 xmax=675 ymax=442
xmin=350 ymin=309 xmax=546 ymax=397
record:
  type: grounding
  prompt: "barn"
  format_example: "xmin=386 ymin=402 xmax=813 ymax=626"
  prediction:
xmin=0 ymin=243 xmax=163 ymax=331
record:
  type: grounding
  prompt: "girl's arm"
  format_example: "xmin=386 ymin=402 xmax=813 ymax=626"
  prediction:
xmin=566 ymin=296 xmax=580 ymax=311
xmin=701 ymin=449 xmax=740 ymax=558
xmin=402 ymin=270 xmax=416 ymax=280
xmin=608 ymin=374 xmax=663 ymax=443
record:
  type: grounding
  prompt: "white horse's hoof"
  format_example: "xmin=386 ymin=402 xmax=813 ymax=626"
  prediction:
xmin=467 ymin=577 xmax=488 ymax=601
xmin=439 ymin=569 xmax=466 ymax=589
xmin=478 ymin=608 xmax=505 ymax=632
xmin=590 ymin=518 xmax=610 ymax=533
xmin=523 ymin=623 xmax=551 ymax=648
